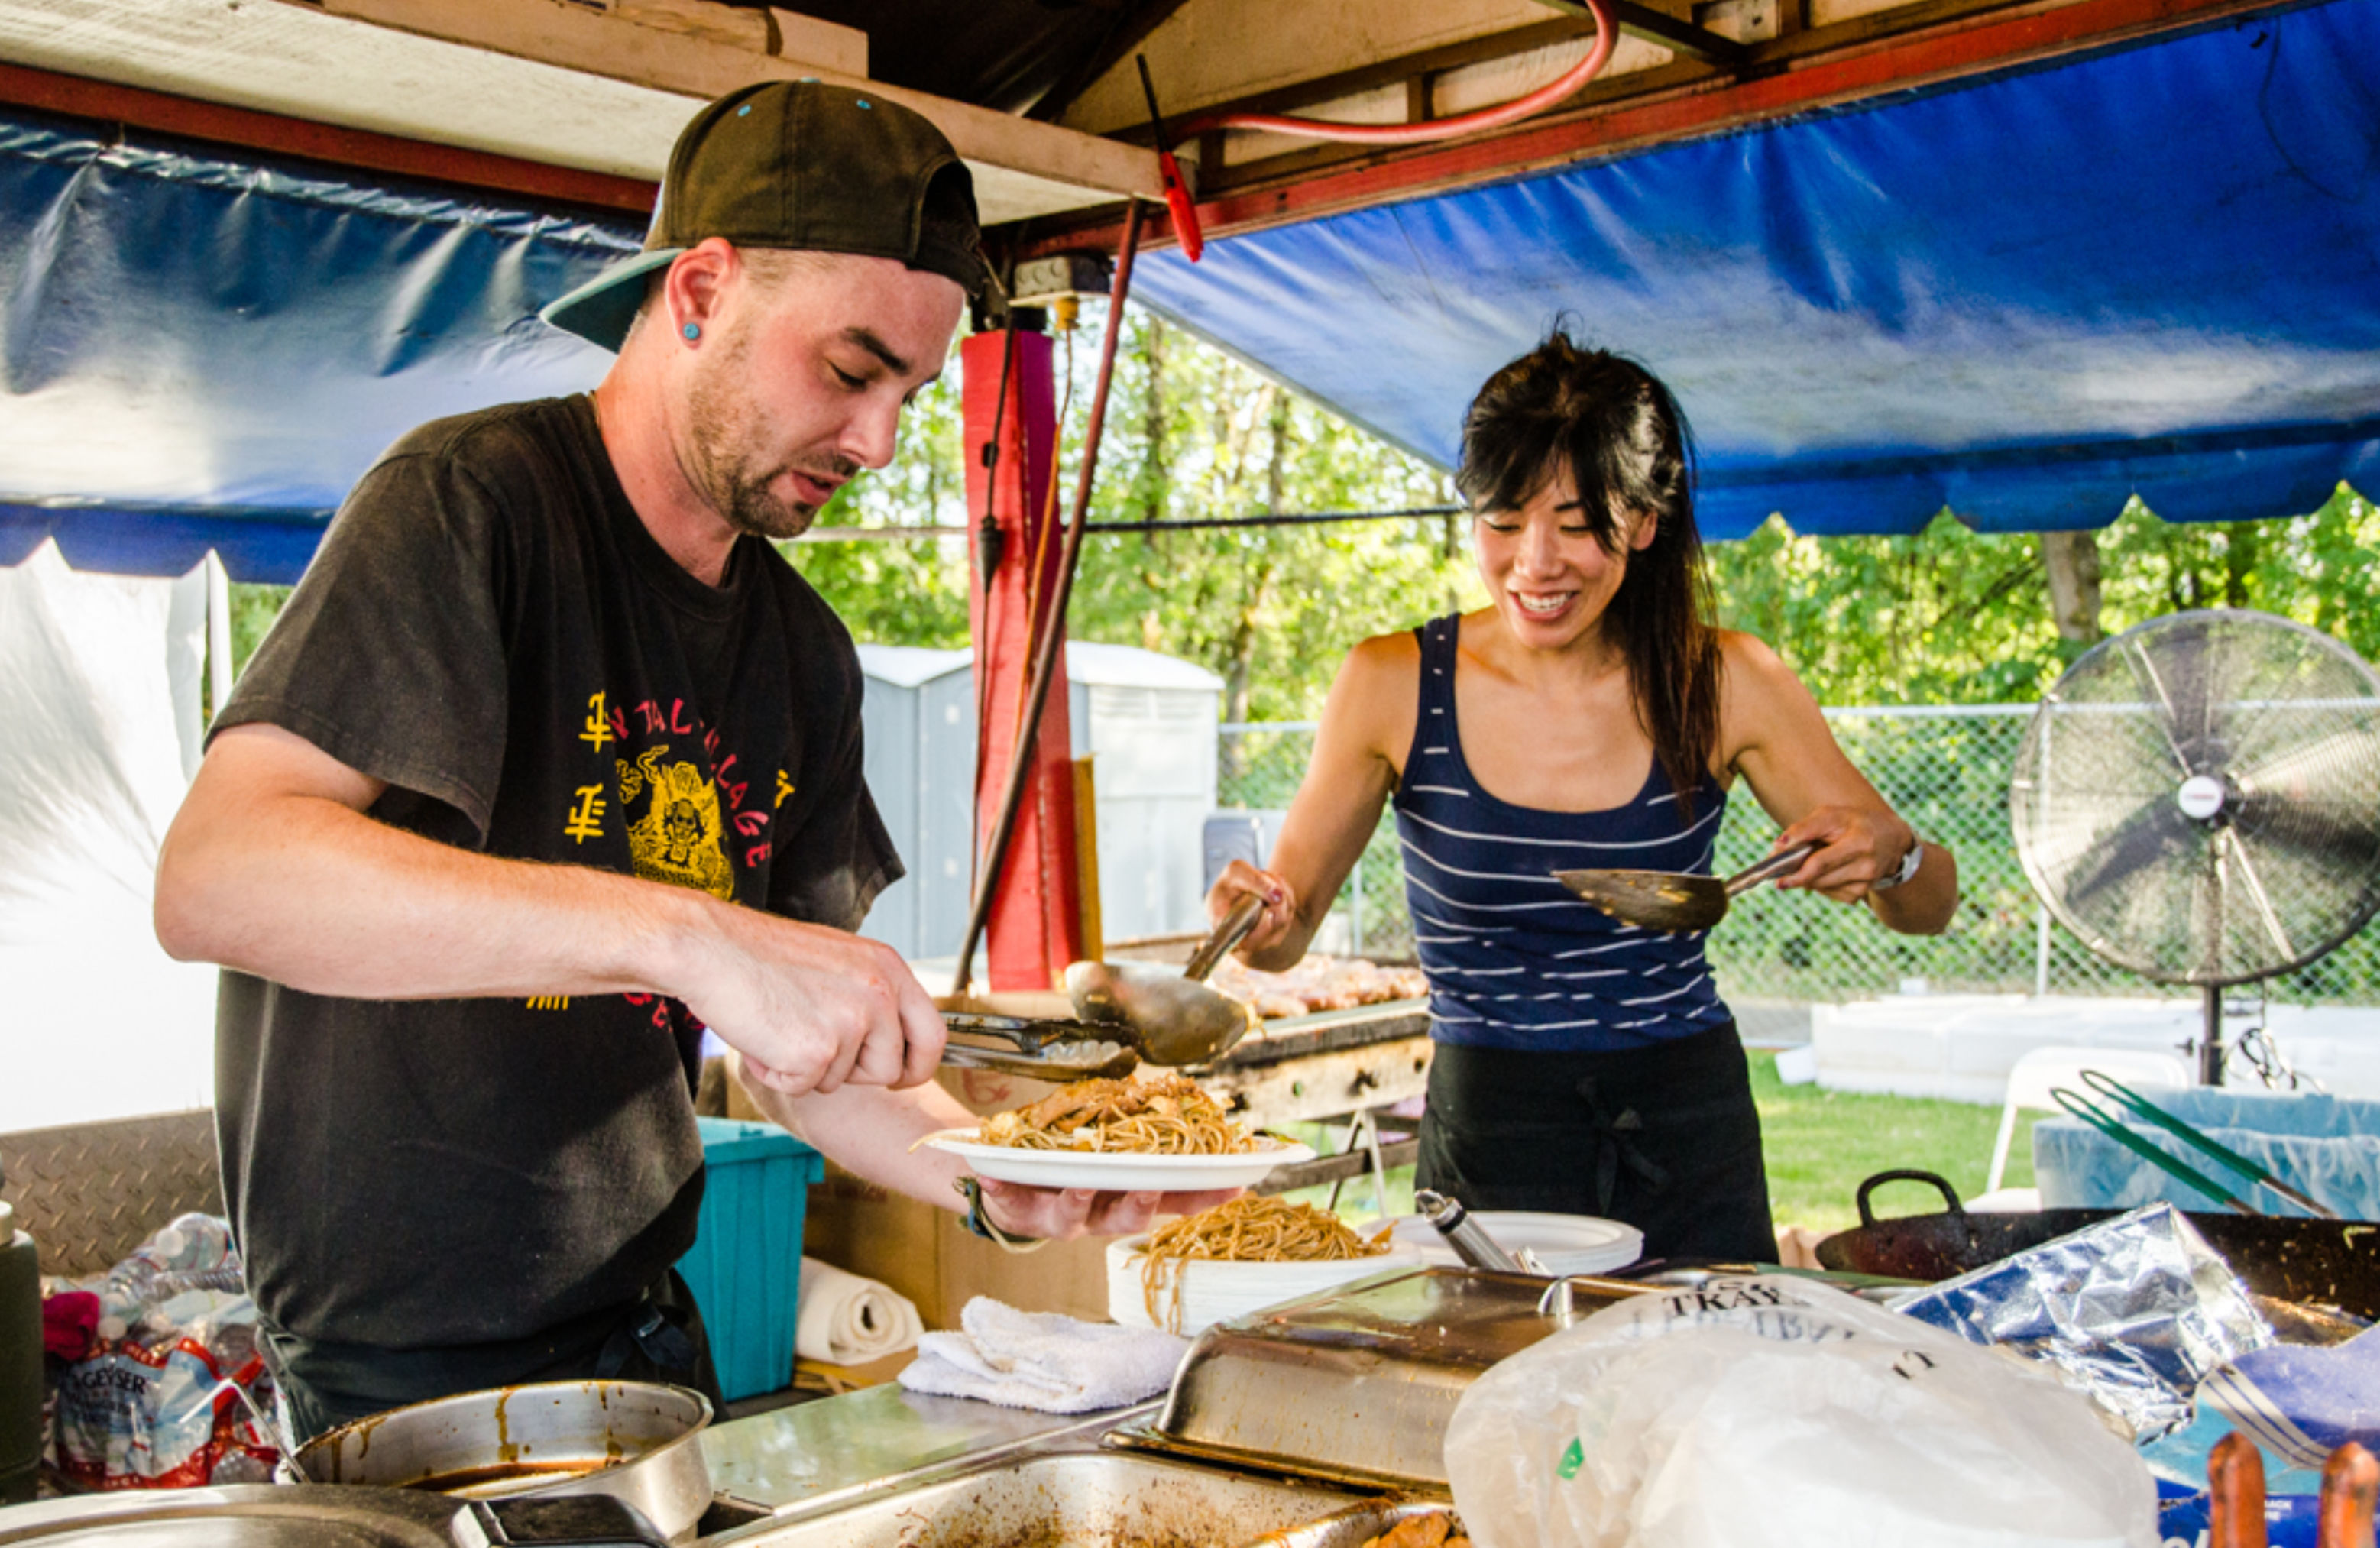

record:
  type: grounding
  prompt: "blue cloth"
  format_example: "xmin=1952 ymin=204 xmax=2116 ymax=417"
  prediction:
xmin=15 ymin=2 xmax=2380 ymax=580
xmin=1392 ymin=614 xmax=1731 ymax=1051
xmin=2203 ymin=1327 xmax=2380 ymax=1471
xmin=2034 ymin=1088 xmax=2380 ymax=1219
xmin=1131 ymin=0 xmax=2380 ymax=539
xmin=0 ymin=107 xmax=636 ymax=581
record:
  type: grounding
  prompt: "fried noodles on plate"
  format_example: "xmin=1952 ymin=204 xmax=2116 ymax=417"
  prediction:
xmin=975 ymin=1074 xmax=1256 ymax=1155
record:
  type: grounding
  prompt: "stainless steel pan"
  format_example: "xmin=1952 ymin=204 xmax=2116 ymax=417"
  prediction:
xmin=293 ymin=1381 xmax=711 ymax=1542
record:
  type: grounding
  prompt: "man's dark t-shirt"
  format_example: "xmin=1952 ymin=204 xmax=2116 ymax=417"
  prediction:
xmin=212 ymin=394 xmax=899 ymax=1369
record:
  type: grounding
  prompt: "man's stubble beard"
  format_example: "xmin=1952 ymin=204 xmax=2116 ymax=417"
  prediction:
xmin=682 ymin=325 xmax=856 ymax=542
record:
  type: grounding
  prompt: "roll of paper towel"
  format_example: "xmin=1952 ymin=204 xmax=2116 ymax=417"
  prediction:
xmin=795 ymin=1258 xmax=923 ymax=1365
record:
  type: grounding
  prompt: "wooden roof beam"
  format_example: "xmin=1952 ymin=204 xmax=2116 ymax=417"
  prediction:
xmin=0 ymin=60 xmax=658 ymax=212
xmin=261 ymin=0 xmax=1164 ymax=202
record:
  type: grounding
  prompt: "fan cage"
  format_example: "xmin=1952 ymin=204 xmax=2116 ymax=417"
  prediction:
xmin=2011 ymin=610 xmax=2380 ymax=989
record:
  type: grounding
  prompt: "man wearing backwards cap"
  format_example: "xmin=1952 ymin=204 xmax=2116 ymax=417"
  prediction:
xmin=156 ymin=81 xmax=1227 ymax=1438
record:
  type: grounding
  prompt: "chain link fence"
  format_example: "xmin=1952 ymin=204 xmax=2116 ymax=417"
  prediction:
xmin=1219 ymin=706 xmax=2380 ymax=1005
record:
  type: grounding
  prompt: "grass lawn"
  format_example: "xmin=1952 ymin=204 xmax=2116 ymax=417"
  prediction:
xmin=1750 ymin=1049 xmax=2034 ymax=1235
xmin=1284 ymin=1049 xmax=2034 ymax=1239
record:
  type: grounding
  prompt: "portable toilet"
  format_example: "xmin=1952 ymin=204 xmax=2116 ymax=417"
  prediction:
xmin=1065 ymin=643 xmax=1223 ymax=943
xmin=855 ymin=641 xmax=1222 ymax=960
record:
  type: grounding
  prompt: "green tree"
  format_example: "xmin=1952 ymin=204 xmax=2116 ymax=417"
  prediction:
xmin=229 ymin=582 xmax=293 ymax=676
xmin=1706 ymin=484 xmax=2377 ymax=706
xmin=783 ymin=306 xmax=1483 ymax=720
xmin=227 ymin=301 xmax=2378 ymax=723
xmin=1062 ymin=307 xmax=1481 ymax=721
xmin=777 ymin=360 xmax=976 ymax=647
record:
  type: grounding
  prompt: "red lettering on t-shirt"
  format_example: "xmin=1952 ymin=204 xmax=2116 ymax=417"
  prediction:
xmin=745 ymin=842 xmax=772 ymax=868
xmin=670 ymin=699 xmax=695 ymax=734
xmin=733 ymin=809 xmax=769 ymax=837
xmin=607 ymin=705 xmax=630 ymax=740
xmin=637 ymin=701 xmax=666 ymax=733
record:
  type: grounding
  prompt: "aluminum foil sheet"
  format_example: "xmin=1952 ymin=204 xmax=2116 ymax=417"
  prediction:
xmin=1893 ymin=1202 xmax=2274 ymax=1440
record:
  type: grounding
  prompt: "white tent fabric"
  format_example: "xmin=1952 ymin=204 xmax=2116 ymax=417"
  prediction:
xmin=0 ymin=540 xmax=219 ymax=1131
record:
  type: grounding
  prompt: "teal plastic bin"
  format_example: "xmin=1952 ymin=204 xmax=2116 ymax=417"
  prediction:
xmin=678 ymin=1117 xmax=825 ymax=1402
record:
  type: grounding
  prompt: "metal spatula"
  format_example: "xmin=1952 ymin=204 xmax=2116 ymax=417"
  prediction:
xmin=1554 ymin=843 xmax=1816 ymax=931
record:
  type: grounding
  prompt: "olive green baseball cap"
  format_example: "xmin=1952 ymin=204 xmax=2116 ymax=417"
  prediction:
xmin=542 ymin=79 xmax=992 ymax=351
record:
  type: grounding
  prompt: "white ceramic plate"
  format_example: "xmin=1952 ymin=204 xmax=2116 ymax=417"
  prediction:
xmin=918 ymin=1130 xmax=1316 ymax=1192
xmin=1389 ymin=1210 xmax=1643 ymax=1275
xmin=1105 ymin=1231 xmax=1421 ymax=1335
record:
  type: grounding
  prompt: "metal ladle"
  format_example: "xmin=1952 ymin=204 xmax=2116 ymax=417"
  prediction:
xmin=1554 ymin=842 xmax=1816 ymax=932
xmin=1062 ymin=894 xmax=1267 ymax=1066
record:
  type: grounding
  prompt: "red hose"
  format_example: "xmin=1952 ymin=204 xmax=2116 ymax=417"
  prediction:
xmin=1176 ymin=0 xmax=1617 ymax=147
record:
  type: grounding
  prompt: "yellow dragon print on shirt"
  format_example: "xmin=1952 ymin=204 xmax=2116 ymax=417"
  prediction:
xmin=617 ymin=745 xmax=736 ymax=899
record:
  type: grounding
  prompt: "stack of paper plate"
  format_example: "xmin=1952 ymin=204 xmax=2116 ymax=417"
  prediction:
xmin=1388 ymin=1210 xmax=1643 ymax=1277
xmin=1106 ymin=1230 xmax=1420 ymax=1336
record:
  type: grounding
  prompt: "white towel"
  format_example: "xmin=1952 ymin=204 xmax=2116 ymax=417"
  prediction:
xmin=898 ymin=1297 xmax=1190 ymax=1414
xmin=794 ymin=1258 xmax=923 ymax=1366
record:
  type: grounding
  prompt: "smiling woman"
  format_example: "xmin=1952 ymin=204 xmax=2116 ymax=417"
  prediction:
xmin=1201 ymin=329 xmax=1960 ymax=1265
xmin=1457 ymin=340 xmax=1721 ymax=814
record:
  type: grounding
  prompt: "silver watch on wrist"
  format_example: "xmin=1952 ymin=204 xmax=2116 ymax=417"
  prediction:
xmin=1871 ymin=838 xmax=1925 ymax=892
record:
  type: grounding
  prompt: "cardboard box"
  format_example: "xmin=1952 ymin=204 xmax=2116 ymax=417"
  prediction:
xmin=727 ymin=991 xmax=1118 ymax=1330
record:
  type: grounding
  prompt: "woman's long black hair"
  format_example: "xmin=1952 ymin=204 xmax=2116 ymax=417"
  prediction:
xmin=1455 ymin=332 xmax=1722 ymax=814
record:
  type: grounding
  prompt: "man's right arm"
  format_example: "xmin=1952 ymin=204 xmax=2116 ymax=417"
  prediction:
xmin=154 ymin=723 xmax=945 ymax=1096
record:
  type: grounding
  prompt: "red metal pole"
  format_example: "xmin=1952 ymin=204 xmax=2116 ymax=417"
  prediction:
xmin=952 ymin=200 xmax=1148 ymax=996
xmin=960 ymin=321 xmax=1086 ymax=991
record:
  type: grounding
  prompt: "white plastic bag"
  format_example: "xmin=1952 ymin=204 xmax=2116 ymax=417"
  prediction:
xmin=1443 ymin=1275 xmax=2158 ymax=1548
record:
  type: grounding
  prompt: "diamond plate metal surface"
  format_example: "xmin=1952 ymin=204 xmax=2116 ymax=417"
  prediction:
xmin=0 ymin=1110 xmax=223 ymax=1277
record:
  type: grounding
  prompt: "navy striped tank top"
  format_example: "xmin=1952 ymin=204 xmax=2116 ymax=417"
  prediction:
xmin=1392 ymin=614 xmax=1734 ymax=1051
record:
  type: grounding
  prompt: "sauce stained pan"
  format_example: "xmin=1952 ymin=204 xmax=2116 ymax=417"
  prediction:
xmin=1816 ymin=1171 xmax=2380 ymax=1320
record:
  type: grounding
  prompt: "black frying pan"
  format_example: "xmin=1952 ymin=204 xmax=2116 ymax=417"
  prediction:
xmin=1815 ymin=1170 xmax=2380 ymax=1320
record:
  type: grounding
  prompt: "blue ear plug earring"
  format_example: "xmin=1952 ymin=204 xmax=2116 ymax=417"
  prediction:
xmin=682 ymin=322 xmax=701 ymax=341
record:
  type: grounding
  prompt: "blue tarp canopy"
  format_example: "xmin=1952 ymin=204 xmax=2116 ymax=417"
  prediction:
xmin=2 ymin=0 xmax=2376 ymax=578
xmin=1133 ymin=0 xmax=2380 ymax=540
xmin=0 ymin=113 xmax=635 ymax=581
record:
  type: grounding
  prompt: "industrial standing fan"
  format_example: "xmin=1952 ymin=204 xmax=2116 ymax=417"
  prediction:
xmin=2010 ymin=609 xmax=2380 ymax=1083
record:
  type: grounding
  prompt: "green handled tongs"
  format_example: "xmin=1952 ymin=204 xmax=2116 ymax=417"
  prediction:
xmin=2049 ymin=1068 xmax=2339 ymax=1219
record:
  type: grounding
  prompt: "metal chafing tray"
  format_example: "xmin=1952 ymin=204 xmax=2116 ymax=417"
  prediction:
xmin=1107 ymin=1265 xmax=1648 ymax=1491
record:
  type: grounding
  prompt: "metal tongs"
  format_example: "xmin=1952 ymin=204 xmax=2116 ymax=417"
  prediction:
xmin=1554 ymin=843 xmax=1816 ymax=932
xmin=940 ymin=895 xmax=1268 ymax=1082
xmin=938 ymin=1013 xmax=1141 ymax=1082
xmin=2050 ymin=1068 xmax=2340 ymax=1218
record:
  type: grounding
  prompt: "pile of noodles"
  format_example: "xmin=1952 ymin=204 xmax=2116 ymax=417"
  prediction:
xmin=974 ymin=1074 xmax=1258 ymax=1155
xmin=1138 ymin=1196 xmax=1393 ymax=1330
